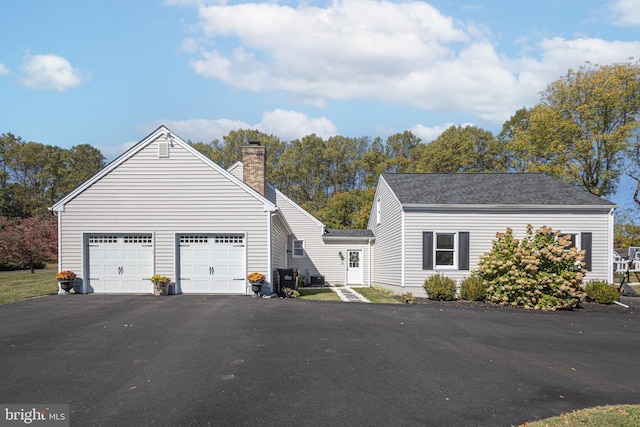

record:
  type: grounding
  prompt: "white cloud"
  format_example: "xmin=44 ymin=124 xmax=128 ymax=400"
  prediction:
xmin=20 ymin=54 xmax=90 ymax=91
xmin=0 ymin=63 xmax=9 ymax=76
xmin=411 ymin=123 xmax=456 ymax=143
xmin=610 ymin=0 xmax=640 ymax=26
xmin=176 ymin=0 xmax=640 ymax=125
xmin=98 ymin=141 xmax=139 ymax=161
xmin=256 ymin=109 xmax=337 ymax=140
xmin=138 ymin=110 xmax=336 ymax=143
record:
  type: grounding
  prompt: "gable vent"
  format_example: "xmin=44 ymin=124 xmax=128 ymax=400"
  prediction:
xmin=158 ymin=141 xmax=169 ymax=158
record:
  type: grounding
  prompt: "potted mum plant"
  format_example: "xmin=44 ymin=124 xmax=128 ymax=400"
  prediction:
xmin=56 ymin=270 xmax=77 ymax=294
xmin=149 ymin=274 xmax=171 ymax=296
xmin=247 ymin=272 xmax=265 ymax=297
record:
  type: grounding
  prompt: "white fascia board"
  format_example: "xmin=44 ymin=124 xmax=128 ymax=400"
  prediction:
xmin=51 ymin=125 xmax=277 ymax=213
xmin=227 ymin=161 xmax=242 ymax=173
xmin=272 ymin=185 xmax=325 ymax=230
xmin=402 ymin=203 xmax=618 ymax=212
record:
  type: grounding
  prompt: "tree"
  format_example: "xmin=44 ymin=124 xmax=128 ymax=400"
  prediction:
xmin=316 ymin=188 xmax=375 ymax=229
xmin=505 ymin=60 xmax=640 ymax=197
xmin=0 ymin=215 xmax=57 ymax=272
xmin=413 ymin=125 xmax=504 ymax=173
xmin=384 ymin=131 xmax=421 ymax=173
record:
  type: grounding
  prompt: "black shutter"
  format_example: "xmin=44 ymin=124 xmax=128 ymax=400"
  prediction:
xmin=423 ymin=232 xmax=433 ymax=270
xmin=581 ymin=232 xmax=592 ymax=271
xmin=459 ymin=232 xmax=470 ymax=270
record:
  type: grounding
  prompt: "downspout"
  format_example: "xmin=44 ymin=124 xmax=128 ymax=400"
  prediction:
xmin=368 ymin=238 xmax=372 ymax=287
xmin=608 ymin=208 xmax=615 ymax=284
xmin=401 ymin=210 xmax=405 ymax=288
xmin=267 ymin=211 xmax=274 ymax=295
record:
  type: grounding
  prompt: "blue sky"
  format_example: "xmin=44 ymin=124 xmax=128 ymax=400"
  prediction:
xmin=1 ymin=0 xmax=639 ymax=205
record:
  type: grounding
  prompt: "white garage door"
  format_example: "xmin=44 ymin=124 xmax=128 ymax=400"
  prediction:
xmin=88 ymin=234 xmax=154 ymax=293
xmin=178 ymin=234 xmax=246 ymax=294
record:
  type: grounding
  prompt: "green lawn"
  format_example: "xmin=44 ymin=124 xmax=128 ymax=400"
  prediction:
xmin=352 ymin=287 xmax=400 ymax=304
xmin=0 ymin=269 xmax=58 ymax=304
xmin=298 ymin=288 xmax=341 ymax=301
xmin=521 ymin=404 xmax=640 ymax=427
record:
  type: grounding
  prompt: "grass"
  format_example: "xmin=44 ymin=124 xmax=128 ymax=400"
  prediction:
xmin=353 ymin=286 xmax=400 ymax=304
xmin=297 ymin=288 xmax=341 ymax=301
xmin=0 ymin=269 xmax=58 ymax=304
xmin=520 ymin=404 xmax=640 ymax=427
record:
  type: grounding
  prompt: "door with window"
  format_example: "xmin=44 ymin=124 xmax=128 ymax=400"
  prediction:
xmin=347 ymin=249 xmax=363 ymax=285
xmin=87 ymin=234 xmax=154 ymax=293
xmin=178 ymin=234 xmax=246 ymax=294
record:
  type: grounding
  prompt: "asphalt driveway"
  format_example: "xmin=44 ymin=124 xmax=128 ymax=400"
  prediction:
xmin=0 ymin=295 xmax=639 ymax=426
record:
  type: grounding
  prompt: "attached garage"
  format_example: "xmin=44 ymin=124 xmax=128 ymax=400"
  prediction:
xmin=86 ymin=234 xmax=154 ymax=293
xmin=177 ymin=234 xmax=247 ymax=294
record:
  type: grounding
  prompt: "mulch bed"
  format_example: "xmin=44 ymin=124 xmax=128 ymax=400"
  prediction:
xmin=393 ymin=296 xmax=639 ymax=314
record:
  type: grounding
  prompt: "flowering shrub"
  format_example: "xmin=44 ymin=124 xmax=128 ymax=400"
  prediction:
xmin=56 ymin=270 xmax=76 ymax=281
xmin=423 ymin=273 xmax=457 ymax=301
xmin=476 ymin=225 xmax=586 ymax=310
xmin=247 ymin=272 xmax=265 ymax=283
xmin=459 ymin=276 xmax=486 ymax=301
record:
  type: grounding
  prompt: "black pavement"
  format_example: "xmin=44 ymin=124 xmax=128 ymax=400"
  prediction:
xmin=1 ymin=295 xmax=639 ymax=426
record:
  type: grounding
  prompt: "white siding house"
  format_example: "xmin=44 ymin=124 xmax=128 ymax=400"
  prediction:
xmin=369 ymin=173 xmax=616 ymax=297
xmin=51 ymin=125 xmax=370 ymax=295
xmin=52 ymin=126 xmax=283 ymax=295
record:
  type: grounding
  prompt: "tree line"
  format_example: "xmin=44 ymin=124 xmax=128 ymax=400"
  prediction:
xmin=2 ymin=60 xmax=640 ymax=270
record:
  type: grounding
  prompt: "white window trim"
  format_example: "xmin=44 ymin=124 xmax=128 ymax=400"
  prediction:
xmin=292 ymin=239 xmax=305 ymax=258
xmin=558 ymin=232 xmax=581 ymax=250
xmin=376 ymin=198 xmax=381 ymax=225
xmin=434 ymin=231 xmax=458 ymax=270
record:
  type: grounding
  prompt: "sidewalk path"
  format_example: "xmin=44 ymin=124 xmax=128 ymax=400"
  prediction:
xmin=332 ymin=285 xmax=369 ymax=302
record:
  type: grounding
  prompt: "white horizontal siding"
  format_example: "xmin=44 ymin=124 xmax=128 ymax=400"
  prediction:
xmin=400 ymin=209 xmax=612 ymax=297
xmin=368 ymin=178 xmax=403 ymax=289
xmin=58 ymin=137 xmax=270 ymax=288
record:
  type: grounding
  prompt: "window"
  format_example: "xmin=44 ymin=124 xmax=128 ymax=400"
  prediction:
xmin=292 ymin=240 xmax=305 ymax=258
xmin=423 ymin=231 xmax=470 ymax=271
xmin=558 ymin=232 xmax=592 ymax=271
xmin=558 ymin=233 xmax=578 ymax=249
xmin=435 ymin=233 xmax=456 ymax=267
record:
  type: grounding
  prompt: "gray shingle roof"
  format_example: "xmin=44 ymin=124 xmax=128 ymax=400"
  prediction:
xmin=381 ymin=173 xmax=616 ymax=207
xmin=324 ymin=229 xmax=375 ymax=238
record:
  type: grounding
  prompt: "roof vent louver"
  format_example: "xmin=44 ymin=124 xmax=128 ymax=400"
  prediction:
xmin=158 ymin=141 xmax=169 ymax=158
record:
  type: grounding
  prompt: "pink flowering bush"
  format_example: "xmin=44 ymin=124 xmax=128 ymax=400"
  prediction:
xmin=475 ymin=225 xmax=586 ymax=310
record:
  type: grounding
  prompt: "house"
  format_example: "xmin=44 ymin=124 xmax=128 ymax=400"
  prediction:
xmin=51 ymin=126 xmax=372 ymax=294
xmin=368 ymin=173 xmax=616 ymax=297
xmin=52 ymin=126 xmax=616 ymax=296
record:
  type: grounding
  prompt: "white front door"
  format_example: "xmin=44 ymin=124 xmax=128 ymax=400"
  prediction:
xmin=178 ymin=234 xmax=246 ymax=294
xmin=87 ymin=234 xmax=154 ymax=293
xmin=347 ymin=249 xmax=363 ymax=285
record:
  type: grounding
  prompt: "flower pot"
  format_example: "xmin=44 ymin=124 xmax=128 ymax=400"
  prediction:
xmin=58 ymin=280 xmax=74 ymax=294
xmin=162 ymin=282 xmax=171 ymax=295
xmin=250 ymin=282 xmax=262 ymax=297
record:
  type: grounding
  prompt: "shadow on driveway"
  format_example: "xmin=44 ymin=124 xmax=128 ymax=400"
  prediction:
xmin=1 ymin=295 xmax=639 ymax=426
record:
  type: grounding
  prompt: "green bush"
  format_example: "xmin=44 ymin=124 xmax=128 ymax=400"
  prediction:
xmin=475 ymin=225 xmax=586 ymax=310
xmin=460 ymin=276 xmax=487 ymax=301
xmin=423 ymin=273 xmax=457 ymax=301
xmin=584 ymin=281 xmax=620 ymax=304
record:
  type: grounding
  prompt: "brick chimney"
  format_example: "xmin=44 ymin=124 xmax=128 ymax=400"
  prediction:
xmin=242 ymin=141 xmax=267 ymax=197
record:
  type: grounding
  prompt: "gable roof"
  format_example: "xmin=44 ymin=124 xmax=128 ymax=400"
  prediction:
xmin=381 ymin=173 xmax=616 ymax=209
xmin=323 ymin=229 xmax=375 ymax=242
xmin=51 ymin=125 xmax=276 ymax=212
